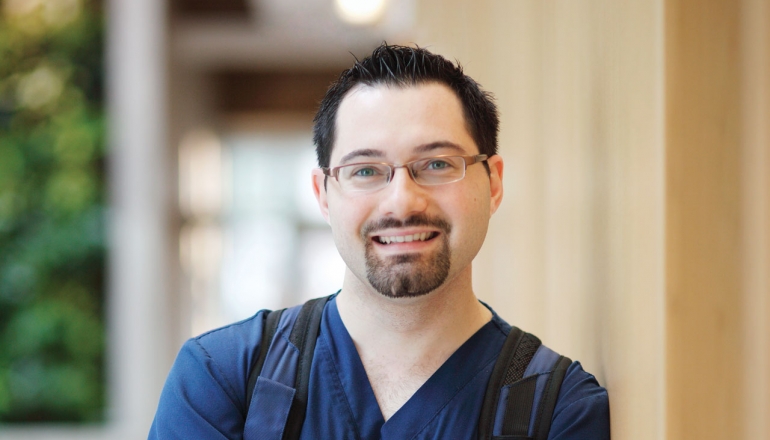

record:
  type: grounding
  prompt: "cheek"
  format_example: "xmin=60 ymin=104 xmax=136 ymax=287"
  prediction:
xmin=327 ymin=212 xmax=358 ymax=264
xmin=327 ymin=194 xmax=370 ymax=242
xmin=446 ymin=188 xmax=491 ymax=246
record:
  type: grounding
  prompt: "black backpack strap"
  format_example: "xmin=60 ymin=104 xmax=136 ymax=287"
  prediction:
xmin=282 ymin=296 xmax=329 ymax=440
xmin=477 ymin=326 xmax=542 ymax=439
xmin=243 ymin=296 xmax=330 ymax=440
xmin=531 ymin=355 xmax=571 ymax=440
xmin=245 ymin=308 xmax=284 ymax=412
xmin=502 ymin=374 xmax=539 ymax=436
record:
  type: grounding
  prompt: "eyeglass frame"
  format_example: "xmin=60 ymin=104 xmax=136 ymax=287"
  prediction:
xmin=321 ymin=154 xmax=489 ymax=192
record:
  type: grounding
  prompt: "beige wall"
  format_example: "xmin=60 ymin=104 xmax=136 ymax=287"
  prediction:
xmin=416 ymin=0 xmax=769 ymax=439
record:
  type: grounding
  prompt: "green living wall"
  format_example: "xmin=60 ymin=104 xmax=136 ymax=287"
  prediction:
xmin=0 ymin=0 xmax=106 ymax=422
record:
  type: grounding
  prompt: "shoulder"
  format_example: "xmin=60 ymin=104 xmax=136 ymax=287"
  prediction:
xmin=484 ymin=307 xmax=607 ymax=404
xmin=150 ymin=310 xmax=273 ymax=439
xmin=485 ymin=307 xmax=609 ymax=438
xmin=528 ymin=345 xmax=610 ymax=439
xmin=168 ymin=311 xmax=271 ymax=408
xmin=548 ymin=359 xmax=610 ymax=439
xmin=192 ymin=310 xmax=270 ymax=364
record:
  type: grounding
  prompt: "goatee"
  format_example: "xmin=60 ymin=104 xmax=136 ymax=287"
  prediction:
xmin=361 ymin=214 xmax=452 ymax=298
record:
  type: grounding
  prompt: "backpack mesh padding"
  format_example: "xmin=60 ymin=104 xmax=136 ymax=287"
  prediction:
xmin=502 ymin=333 xmax=541 ymax=386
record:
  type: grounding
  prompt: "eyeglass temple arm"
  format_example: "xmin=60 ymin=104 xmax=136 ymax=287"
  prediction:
xmin=468 ymin=154 xmax=489 ymax=164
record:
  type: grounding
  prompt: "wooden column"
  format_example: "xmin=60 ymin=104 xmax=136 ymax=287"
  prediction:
xmin=664 ymin=0 xmax=745 ymax=437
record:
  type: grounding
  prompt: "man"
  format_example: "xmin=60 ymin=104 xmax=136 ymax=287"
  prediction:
xmin=150 ymin=44 xmax=610 ymax=439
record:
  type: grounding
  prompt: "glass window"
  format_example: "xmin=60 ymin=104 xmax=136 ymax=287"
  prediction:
xmin=180 ymin=129 xmax=344 ymax=335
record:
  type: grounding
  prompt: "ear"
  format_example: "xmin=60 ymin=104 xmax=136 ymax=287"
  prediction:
xmin=311 ymin=168 xmax=331 ymax=224
xmin=487 ymin=155 xmax=504 ymax=215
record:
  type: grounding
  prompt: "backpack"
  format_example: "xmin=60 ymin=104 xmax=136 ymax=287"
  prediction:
xmin=243 ymin=296 xmax=571 ymax=440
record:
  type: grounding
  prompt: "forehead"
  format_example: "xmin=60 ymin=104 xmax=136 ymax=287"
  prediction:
xmin=331 ymin=82 xmax=476 ymax=164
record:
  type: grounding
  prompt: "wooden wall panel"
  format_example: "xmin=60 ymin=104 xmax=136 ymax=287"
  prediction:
xmin=664 ymin=0 xmax=745 ymax=438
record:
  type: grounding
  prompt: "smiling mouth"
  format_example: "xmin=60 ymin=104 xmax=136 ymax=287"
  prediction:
xmin=374 ymin=232 xmax=439 ymax=245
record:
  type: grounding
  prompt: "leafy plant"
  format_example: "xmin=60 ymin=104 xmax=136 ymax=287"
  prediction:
xmin=0 ymin=0 xmax=105 ymax=423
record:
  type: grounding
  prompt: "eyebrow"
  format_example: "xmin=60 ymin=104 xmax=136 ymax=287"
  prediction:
xmin=337 ymin=141 xmax=469 ymax=166
xmin=413 ymin=141 xmax=468 ymax=155
xmin=339 ymin=149 xmax=385 ymax=165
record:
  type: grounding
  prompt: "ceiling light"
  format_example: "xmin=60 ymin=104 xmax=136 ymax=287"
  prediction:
xmin=334 ymin=0 xmax=387 ymax=26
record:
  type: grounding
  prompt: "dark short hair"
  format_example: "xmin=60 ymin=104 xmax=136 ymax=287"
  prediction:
xmin=313 ymin=43 xmax=499 ymax=169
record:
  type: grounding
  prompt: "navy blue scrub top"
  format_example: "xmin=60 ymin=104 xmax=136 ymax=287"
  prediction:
xmin=149 ymin=297 xmax=610 ymax=439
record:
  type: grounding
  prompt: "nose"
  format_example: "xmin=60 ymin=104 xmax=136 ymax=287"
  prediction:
xmin=377 ymin=166 xmax=429 ymax=217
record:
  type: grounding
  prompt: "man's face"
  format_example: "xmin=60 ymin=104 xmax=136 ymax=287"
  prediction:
xmin=312 ymin=82 xmax=504 ymax=299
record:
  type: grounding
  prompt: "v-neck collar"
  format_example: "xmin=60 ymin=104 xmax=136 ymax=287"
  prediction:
xmin=321 ymin=296 xmax=507 ymax=440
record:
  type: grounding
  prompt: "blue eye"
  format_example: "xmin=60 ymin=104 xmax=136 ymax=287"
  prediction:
xmin=354 ymin=167 xmax=377 ymax=177
xmin=427 ymin=160 xmax=450 ymax=169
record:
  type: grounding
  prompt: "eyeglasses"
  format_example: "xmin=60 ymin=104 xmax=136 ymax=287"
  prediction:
xmin=321 ymin=154 xmax=488 ymax=193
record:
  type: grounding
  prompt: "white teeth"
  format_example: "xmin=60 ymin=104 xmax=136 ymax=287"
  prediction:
xmin=378 ymin=232 xmax=434 ymax=244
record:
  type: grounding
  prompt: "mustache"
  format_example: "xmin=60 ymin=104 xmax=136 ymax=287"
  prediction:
xmin=360 ymin=214 xmax=452 ymax=238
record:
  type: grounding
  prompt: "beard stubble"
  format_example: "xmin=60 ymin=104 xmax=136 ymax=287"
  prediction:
xmin=361 ymin=214 xmax=452 ymax=299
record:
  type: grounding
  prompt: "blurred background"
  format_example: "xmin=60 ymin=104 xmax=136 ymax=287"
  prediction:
xmin=0 ymin=0 xmax=768 ymax=439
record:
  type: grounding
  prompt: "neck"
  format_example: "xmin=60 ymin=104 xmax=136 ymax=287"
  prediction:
xmin=335 ymin=265 xmax=492 ymax=420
